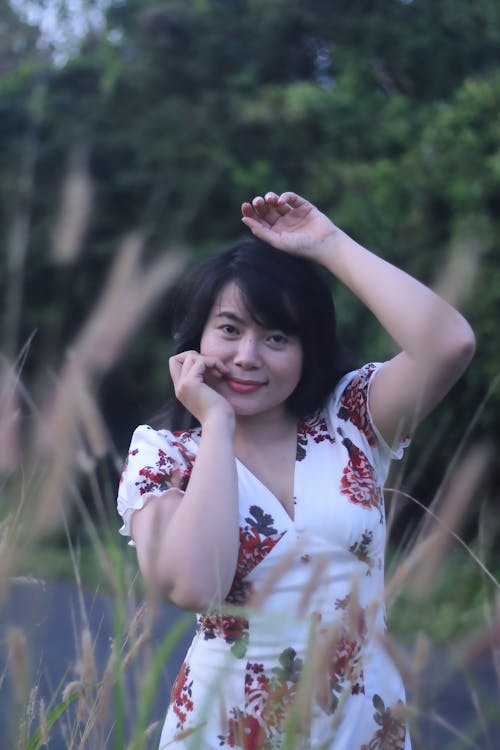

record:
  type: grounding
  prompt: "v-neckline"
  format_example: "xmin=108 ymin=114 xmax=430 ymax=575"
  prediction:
xmin=234 ymin=424 xmax=299 ymax=524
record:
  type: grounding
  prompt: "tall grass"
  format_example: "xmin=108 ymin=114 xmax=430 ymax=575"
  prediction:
xmin=1 ymin=140 xmax=499 ymax=749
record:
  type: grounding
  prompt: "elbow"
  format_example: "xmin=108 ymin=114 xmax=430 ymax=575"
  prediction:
xmin=169 ymin=593 xmax=208 ymax=612
xmin=166 ymin=566 xmax=233 ymax=611
xmin=169 ymin=581 xmax=227 ymax=612
xmin=442 ymin=319 xmax=476 ymax=375
xmin=140 ymin=572 xmax=211 ymax=611
xmin=454 ymin=322 xmax=476 ymax=368
xmin=139 ymin=556 xmax=232 ymax=612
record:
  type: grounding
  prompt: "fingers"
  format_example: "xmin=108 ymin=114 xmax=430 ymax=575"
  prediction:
xmin=278 ymin=191 xmax=311 ymax=210
xmin=241 ymin=201 xmax=255 ymax=218
xmin=266 ymin=191 xmax=290 ymax=216
xmin=253 ymin=193 xmax=288 ymax=217
xmin=245 ymin=194 xmax=282 ymax=224
xmin=169 ymin=351 xmax=228 ymax=388
xmin=169 ymin=350 xmax=198 ymax=378
xmin=169 ymin=352 xmax=235 ymax=423
xmin=241 ymin=191 xmax=308 ymax=221
xmin=241 ymin=192 xmax=289 ymax=246
xmin=240 ymin=213 xmax=277 ymax=245
xmin=202 ymin=356 xmax=229 ymax=378
xmin=241 ymin=193 xmax=284 ymax=221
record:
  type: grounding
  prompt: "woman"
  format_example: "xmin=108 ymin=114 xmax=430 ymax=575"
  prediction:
xmin=117 ymin=192 xmax=475 ymax=749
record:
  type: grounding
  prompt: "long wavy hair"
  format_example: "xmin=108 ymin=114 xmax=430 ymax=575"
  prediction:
xmin=160 ymin=236 xmax=355 ymax=429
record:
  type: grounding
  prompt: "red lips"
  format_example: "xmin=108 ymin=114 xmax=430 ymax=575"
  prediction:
xmin=225 ymin=378 xmax=265 ymax=394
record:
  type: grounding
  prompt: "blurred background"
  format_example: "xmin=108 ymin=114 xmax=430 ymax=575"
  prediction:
xmin=1 ymin=1 xmax=500 ymax=747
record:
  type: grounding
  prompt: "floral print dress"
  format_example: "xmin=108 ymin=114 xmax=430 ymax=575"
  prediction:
xmin=117 ymin=363 xmax=412 ymax=750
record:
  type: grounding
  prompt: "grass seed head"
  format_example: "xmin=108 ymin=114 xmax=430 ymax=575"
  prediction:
xmin=7 ymin=626 xmax=28 ymax=703
xmin=51 ymin=144 xmax=93 ymax=266
xmin=411 ymin=442 xmax=493 ymax=598
xmin=62 ymin=679 xmax=88 ymax=722
xmin=38 ymin=696 xmax=49 ymax=745
xmin=80 ymin=628 xmax=97 ymax=685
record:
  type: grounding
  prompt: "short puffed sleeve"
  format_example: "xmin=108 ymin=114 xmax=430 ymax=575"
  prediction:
xmin=327 ymin=362 xmax=410 ymax=482
xmin=116 ymin=424 xmax=199 ymax=544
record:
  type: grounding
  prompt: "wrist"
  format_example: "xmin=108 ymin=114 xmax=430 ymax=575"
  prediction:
xmin=312 ymin=227 xmax=344 ymax=266
xmin=201 ymin=408 xmax=236 ymax=435
xmin=314 ymin=227 xmax=361 ymax=274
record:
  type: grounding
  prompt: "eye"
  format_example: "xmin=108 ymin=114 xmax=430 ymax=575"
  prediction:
xmin=267 ymin=332 xmax=288 ymax=346
xmin=220 ymin=324 xmax=239 ymax=336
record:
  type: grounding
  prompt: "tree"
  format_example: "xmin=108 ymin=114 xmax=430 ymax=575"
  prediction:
xmin=1 ymin=0 xmax=499 ymax=514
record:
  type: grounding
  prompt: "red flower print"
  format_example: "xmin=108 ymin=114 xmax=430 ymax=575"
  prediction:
xmin=221 ymin=710 xmax=265 ymax=750
xmin=170 ymin=662 xmax=194 ymax=730
xmin=170 ymin=439 xmax=197 ymax=466
xmin=135 ymin=434 xmax=197 ymax=495
xmin=199 ymin=613 xmax=249 ymax=658
xmin=200 ymin=507 xmax=285 ymax=662
xmin=226 ymin=507 xmax=285 ymax=605
xmin=326 ymin=633 xmax=365 ymax=713
xmin=315 ymin=605 xmax=368 ymax=714
xmin=238 ymin=527 xmax=281 ymax=580
xmin=226 ymin=577 xmax=253 ymax=607
xmin=360 ymin=695 xmax=406 ymax=749
xmin=171 ymin=428 xmax=201 ymax=440
xmin=220 ymin=649 xmax=303 ymax=748
xmin=338 ymin=430 xmax=383 ymax=521
xmin=297 ymin=414 xmax=335 ymax=461
xmin=349 ymin=531 xmax=375 ymax=573
xmin=246 ymin=650 xmax=302 ymax=739
xmin=337 ymin=363 xmax=377 ymax=446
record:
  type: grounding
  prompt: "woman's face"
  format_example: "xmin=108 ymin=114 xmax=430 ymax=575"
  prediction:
xmin=199 ymin=282 xmax=303 ymax=421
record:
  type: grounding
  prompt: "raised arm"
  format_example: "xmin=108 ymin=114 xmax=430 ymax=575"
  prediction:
xmin=241 ymin=191 xmax=475 ymax=446
xmin=131 ymin=352 xmax=240 ymax=611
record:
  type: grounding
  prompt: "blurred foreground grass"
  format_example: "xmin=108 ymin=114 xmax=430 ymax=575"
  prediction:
xmin=388 ymin=544 xmax=500 ymax=645
xmin=1 ymin=185 xmax=498 ymax=748
xmin=13 ymin=527 xmax=500 ymax=647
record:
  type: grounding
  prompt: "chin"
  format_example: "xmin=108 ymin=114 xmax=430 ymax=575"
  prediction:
xmin=230 ymin=401 xmax=263 ymax=417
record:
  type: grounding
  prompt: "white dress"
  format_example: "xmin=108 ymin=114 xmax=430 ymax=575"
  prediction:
xmin=117 ymin=363 xmax=412 ymax=750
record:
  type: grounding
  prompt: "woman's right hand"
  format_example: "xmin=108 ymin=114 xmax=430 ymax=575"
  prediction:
xmin=169 ymin=351 xmax=235 ymax=426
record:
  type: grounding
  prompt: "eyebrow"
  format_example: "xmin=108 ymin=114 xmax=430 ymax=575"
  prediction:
xmin=214 ymin=311 xmax=246 ymax=324
xmin=213 ymin=310 xmax=291 ymax=335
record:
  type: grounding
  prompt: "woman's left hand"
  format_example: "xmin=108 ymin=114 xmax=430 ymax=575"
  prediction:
xmin=241 ymin=191 xmax=338 ymax=262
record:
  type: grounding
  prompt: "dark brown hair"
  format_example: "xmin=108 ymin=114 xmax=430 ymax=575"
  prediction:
xmin=163 ymin=236 xmax=355 ymax=428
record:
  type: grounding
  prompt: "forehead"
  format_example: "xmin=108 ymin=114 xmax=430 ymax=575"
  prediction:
xmin=210 ymin=282 xmax=249 ymax=318
xmin=206 ymin=278 xmax=299 ymax=335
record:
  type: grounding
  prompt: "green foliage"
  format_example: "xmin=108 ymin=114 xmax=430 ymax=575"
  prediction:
xmin=25 ymin=692 xmax=79 ymax=750
xmin=1 ymin=7 xmax=499 ymax=746
xmin=1 ymin=0 xmax=499 ymax=498
xmin=388 ymin=536 xmax=500 ymax=644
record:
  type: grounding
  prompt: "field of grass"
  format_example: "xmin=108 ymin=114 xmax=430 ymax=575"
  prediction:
xmin=12 ymin=525 xmax=500 ymax=647
xmin=1 ymin=204 xmax=498 ymax=749
xmin=2 ymin=467 xmax=498 ymax=749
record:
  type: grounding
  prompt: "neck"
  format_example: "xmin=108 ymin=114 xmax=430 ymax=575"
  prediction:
xmin=234 ymin=408 xmax=297 ymax=449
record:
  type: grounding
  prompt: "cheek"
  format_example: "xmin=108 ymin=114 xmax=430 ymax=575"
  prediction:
xmin=281 ymin=350 xmax=303 ymax=390
xmin=199 ymin=330 xmax=215 ymax=355
xmin=292 ymin=349 xmax=303 ymax=382
xmin=199 ymin=332 xmax=232 ymax=365
xmin=292 ymin=361 xmax=303 ymax=389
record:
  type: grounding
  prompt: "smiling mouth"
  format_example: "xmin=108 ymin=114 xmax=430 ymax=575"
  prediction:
xmin=225 ymin=378 xmax=265 ymax=394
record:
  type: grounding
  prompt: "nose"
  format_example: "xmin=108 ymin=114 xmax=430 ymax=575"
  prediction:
xmin=234 ymin=335 xmax=261 ymax=369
